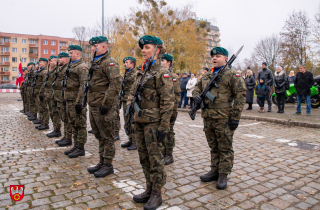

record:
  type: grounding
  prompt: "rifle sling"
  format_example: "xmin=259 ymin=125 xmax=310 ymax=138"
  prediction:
xmin=203 ymin=102 xmax=232 ymax=109
xmin=89 ymin=86 xmax=108 ymax=92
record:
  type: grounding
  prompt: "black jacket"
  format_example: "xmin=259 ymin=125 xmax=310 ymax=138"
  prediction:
xmin=274 ymin=71 xmax=287 ymax=94
xmin=294 ymin=71 xmax=314 ymax=95
xmin=180 ymin=77 xmax=190 ymax=92
xmin=255 ymin=83 xmax=270 ymax=99
xmin=257 ymin=68 xmax=273 ymax=86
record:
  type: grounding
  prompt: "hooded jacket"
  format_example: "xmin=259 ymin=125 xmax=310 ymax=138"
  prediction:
xmin=274 ymin=70 xmax=287 ymax=94
xmin=257 ymin=68 xmax=273 ymax=86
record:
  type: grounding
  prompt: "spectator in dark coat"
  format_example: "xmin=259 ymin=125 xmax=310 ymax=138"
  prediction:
xmin=244 ymin=70 xmax=255 ymax=110
xmin=179 ymin=73 xmax=190 ymax=108
xmin=255 ymin=76 xmax=270 ymax=113
xmin=294 ymin=65 xmax=314 ymax=115
xmin=288 ymin=70 xmax=296 ymax=84
xmin=274 ymin=66 xmax=287 ymax=113
xmin=257 ymin=62 xmax=273 ymax=112
xmin=247 ymin=66 xmax=255 ymax=78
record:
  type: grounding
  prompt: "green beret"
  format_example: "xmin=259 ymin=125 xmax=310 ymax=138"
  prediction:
xmin=27 ymin=62 xmax=35 ymax=67
xmin=123 ymin=57 xmax=137 ymax=63
xmin=49 ymin=55 xmax=58 ymax=61
xmin=39 ymin=58 xmax=48 ymax=63
xmin=138 ymin=35 xmax=163 ymax=49
xmin=161 ymin=53 xmax=173 ymax=62
xmin=89 ymin=36 xmax=108 ymax=45
xmin=210 ymin=47 xmax=229 ymax=57
xmin=68 ymin=45 xmax=83 ymax=52
xmin=58 ymin=52 xmax=70 ymax=58
xmin=36 ymin=62 xmax=39 ymax=64
xmin=22 ymin=67 xmax=27 ymax=71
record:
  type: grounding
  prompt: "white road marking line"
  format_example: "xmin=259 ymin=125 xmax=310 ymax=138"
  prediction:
xmin=276 ymin=139 xmax=291 ymax=143
xmin=189 ymin=125 xmax=203 ymax=128
xmin=243 ymin=134 xmax=265 ymax=139
xmin=175 ymin=122 xmax=184 ymax=124
xmin=239 ymin=122 xmax=262 ymax=127
xmin=288 ymin=142 xmax=298 ymax=146
xmin=0 ymin=147 xmax=65 ymax=155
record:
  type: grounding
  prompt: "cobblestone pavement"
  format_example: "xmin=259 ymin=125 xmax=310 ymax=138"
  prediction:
xmin=1 ymin=93 xmax=320 ymax=210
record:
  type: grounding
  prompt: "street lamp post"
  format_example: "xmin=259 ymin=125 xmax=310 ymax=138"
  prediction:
xmin=102 ymin=0 xmax=104 ymax=36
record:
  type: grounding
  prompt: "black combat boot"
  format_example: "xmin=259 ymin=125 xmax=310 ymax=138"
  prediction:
xmin=128 ymin=143 xmax=137 ymax=151
xmin=144 ymin=190 xmax=162 ymax=210
xmin=121 ymin=141 xmax=132 ymax=148
xmin=64 ymin=145 xmax=77 ymax=155
xmin=133 ymin=185 xmax=152 ymax=203
xmin=55 ymin=136 xmax=65 ymax=144
xmin=58 ymin=138 xmax=72 ymax=147
xmin=200 ymin=170 xmax=219 ymax=182
xmin=88 ymin=130 xmax=93 ymax=134
xmin=88 ymin=156 xmax=103 ymax=174
xmin=68 ymin=146 xmax=85 ymax=158
xmin=28 ymin=115 xmax=37 ymax=121
xmin=94 ymin=164 xmax=114 ymax=177
xmin=26 ymin=111 xmax=31 ymax=116
xmin=164 ymin=154 xmax=174 ymax=165
xmin=35 ymin=124 xmax=42 ymax=129
xmin=216 ymin=173 xmax=228 ymax=190
xmin=114 ymin=134 xmax=120 ymax=141
xmin=33 ymin=119 xmax=41 ymax=124
xmin=47 ymin=130 xmax=62 ymax=138
xmin=37 ymin=124 xmax=49 ymax=130
xmin=20 ymin=110 xmax=24 ymax=113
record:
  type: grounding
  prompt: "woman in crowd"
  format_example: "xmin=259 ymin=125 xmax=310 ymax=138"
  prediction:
xmin=186 ymin=73 xmax=197 ymax=108
xmin=274 ymin=66 xmax=287 ymax=113
xmin=244 ymin=69 xmax=255 ymax=110
xmin=288 ymin=70 xmax=296 ymax=84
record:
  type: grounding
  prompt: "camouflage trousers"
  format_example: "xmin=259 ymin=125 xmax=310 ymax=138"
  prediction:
xmin=66 ymin=100 xmax=87 ymax=147
xmin=28 ymin=91 xmax=37 ymax=115
xmin=47 ymin=98 xmax=61 ymax=131
xmin=203 ymin=118 xmax=234 ymax=174
xmin=36 ymin=94 xmax=49 ymax=125
xmin=122 ymin=101 xmax=134 ymax=143
xmin=89 ymin=106 xmax=115 ymax=165
xmin=57 ymin=101 xmax=72 ymax=140
xmin=135 ymin=122 xmax=166 ymax=191
xmin=114 ymin=108 xmax=120 ymax=135
xmin=163 ymin=111 xmax=177 ymax=155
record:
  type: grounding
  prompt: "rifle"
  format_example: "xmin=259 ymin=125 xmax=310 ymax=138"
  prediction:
xmin=188 ymin=45 xmax=244 ymax=120
xmin=118 ymin=70 xmax=128 ymax=109
xmin=82 ymin=48 xmax=97 ymax=107
xmin=31 ymin=66 xmax=39 ymax=97
xmin=61 ymin=57 xmax=72 ymax=104
xmin=43 ymin=62 xmax=51 ymax=88
xmin=124 ymin=45 xmax=158 ymax=135
xmin=51 ymin=60 xmax=59 ymax=99
xmin=168 ymin=62 xmax=174 ymax=72
xmin=25 ymin=69 xmax=31 ymax=91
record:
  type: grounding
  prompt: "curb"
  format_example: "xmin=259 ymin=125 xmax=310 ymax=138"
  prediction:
xmin=177 ymin=108 xmax=320 ymax=128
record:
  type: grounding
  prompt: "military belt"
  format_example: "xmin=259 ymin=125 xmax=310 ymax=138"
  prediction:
xmin=66 ymin=87 xmax=79 ymax=92
xmin=141 ymin=102 xmax=160 ymax=109
xmin=89 ymin=86 xmax=108 ymax=92
xmin=204 ymin=102 xmax=232 ymax=109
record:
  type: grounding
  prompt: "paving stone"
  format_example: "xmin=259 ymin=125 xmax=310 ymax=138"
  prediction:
xmin=8 ymin=203 xmax=29 ymax=210
xmin=251 ymin=195 xmax=268 ymax=204
xmin=31 ymin=198 xmax=51 ymax=206
xmin=74 ymin=195 xmax=93 ymax=203
xmin=51 ymin=200 xmax=73 ymax=209
xmin=86 ymin=199 xmax=107 ymax=208
xmin=269 ymin=198 xmax=291 ymax=209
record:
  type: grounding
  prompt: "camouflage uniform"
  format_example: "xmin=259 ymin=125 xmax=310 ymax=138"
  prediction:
xmin=88 ymin=52 xmax=121 ymax=165
xmin=35 ymin=67 xmax=49 ymax=125
xmin=113 ymin=108 xmax=120 ymax=136
xmin=54 ymin=63 xmax=72 ymax=140
xmin=127 ymin=59 xmax=174 ymax=191
xmin=65 ymin=59 xmax=88 ymax=147
xmin=24 ymin=71 xmax=32 ymax=113
xmin=163 ymin=73 xmax=181 ymax=155
xmin=121 ymin=67 xmax=137 ymax=143
xmin=193 ymin=67 xmax=246 ymax=174
xmin=28 ymin=69 xmax=37 ymax=116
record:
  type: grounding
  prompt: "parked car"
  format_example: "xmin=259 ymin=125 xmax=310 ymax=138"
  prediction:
xmin=0 ymin=84 xmax=17 ymax=89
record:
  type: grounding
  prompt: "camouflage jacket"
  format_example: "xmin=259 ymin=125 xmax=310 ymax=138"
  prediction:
xmin=27 ymin=69 xmax=36 ymax=93
xmin=88 ymin=52 xmax=121 ymax=120
xmin=34 ymin=67 xmax=48 ymax=95
xmin=65 ymin=59 xmax=88 ymax=104
xmin=193 ymin=67 xmax=246 ymax=120
xmin=53 ymin=63 xmax=68 ymax=103
xmin=127 ymin=59 xmax=174 ymax=133
xmin=25 ymin=70 xmax=32 ymax=92
xmin=171 ymin=72 xmax=181 ymax=116
xmin=42 ymin=66 xmax=57 ymax=98
xmin=122 ymin=68 xmax=137 ymax=103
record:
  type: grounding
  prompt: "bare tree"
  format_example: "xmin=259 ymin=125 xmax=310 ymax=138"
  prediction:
xmin=72 ymin=26 xmax=87 ymax=49
xmin=251 ymin=34 xmax=281 ymax=71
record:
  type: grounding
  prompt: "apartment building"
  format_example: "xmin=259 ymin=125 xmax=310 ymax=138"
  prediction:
xmin=0 ymin=32 xmax=78 ymax=84
xmin=204 ymin=24 xmax=221 ymax=68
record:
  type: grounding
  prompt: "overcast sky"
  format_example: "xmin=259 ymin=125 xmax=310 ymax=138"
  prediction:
xmin=1 ymin=0 xmax=319 ymax=61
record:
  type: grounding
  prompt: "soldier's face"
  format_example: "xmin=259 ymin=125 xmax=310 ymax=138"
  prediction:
xmin=161 ymin=59 xmax=170 ymax=69
xmin=142 ymin=44 xmax=160 ymax=61
xmin=92 ymin=43 xmax=107 ymax=56
xmin=212 ymin=55 xmax=227 ymax=68
xmin=58 ymin=58 xmax=68 ymax=66
xmin=35 ymin=64 xmax=39 ymax=69
xmin=124 ymin=60 xmax=134 ymax=70
xmin=39 ymin=61 xmax=47 ymax=68
xmin=50 ymin=59 xmax=57 ymax=68
xmin=69 ymin=50 xmax=77 ymax=61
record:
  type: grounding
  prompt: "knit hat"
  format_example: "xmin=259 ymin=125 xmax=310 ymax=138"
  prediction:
xmin=260 ymin=76 xmax=266 ymax=82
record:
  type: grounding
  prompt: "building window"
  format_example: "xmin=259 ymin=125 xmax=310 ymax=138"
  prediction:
xmin=12 ymin=38 xmax=17 ymax=43
xmin=60 ymin=42 xmax=66 ymax=47
xmin=22 ymin=39 xmax=27 ymax=44
xmin=1 ymin=47 xmax=9 ymax=53
xmin=30 ymin=58 xmax=37 ymax=63
xmin=12 ymin=67 xmax=17 ymax=72
xmin=22 ymin=48 xmax=27 ymax=53
xmin=22 ymin=58 xmax=27 ymax=63
xmin=60 ymin=50 xmax=66 ymax=53
xmin=1 ymin=67 xmax=9 ymax=71
xmin=51 ymin=50 xmax=55 ymax=55
xmin=51 ymin=41 xmax=56 ymax=45
xmin=12 ymin=48 xmax=17 ymax=53
xmin=1 ymin=57 xmax=9 ymax=62
xmin=1 ymin=37 xmax=9 ymax=43
xmin=30 ymin=40 xmax=37 ymax=44
xmin=43 ymin=40 xmax=48 ymax=45
xmin=1 ymin=76 xmax=9 ymax=81
xmin=12 ymin=57 xmax=17 ymax=62
xmin=43 ymin=49 xmax=48 ymax=54
xmin=12 ymin=77 xmax=17 ymax=82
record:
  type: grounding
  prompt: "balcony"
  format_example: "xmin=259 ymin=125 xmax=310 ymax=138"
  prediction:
xmin=0 ymin=71 xmax=10 ymax=76
xmin=29 ymin=44 xmax=38 ymax=47
xmin=60 ymin=46 xmax=67 ymax=49
xmin=0 ymin=52 xmax=10 ymax=56
xmin=0 ymin=42 xmax=10 ymax=46
xmin=0 ymin=62 xmax=10 ymax=66
xmin=29 ymin=53 xmax=38 ymax=57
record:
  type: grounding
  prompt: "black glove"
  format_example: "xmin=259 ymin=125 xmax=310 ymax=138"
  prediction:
xmin=99 ymin=104 xmax=109 ymax=115
xmin=39 ymin=95 xmax=44 ymax=101
xmin=170 ymin=115 xmax=176 ymax=123
xmin=156 ymin=130 xmax=167 ymax=143
xmin=75 ymin=104 xmax=82 ymax=114
xmin=194 ymin=95 xmax=202 ymax=105
xmin=125 ymin=105 xmax=131 ymax=117
xmin=63 ymin=100 xmax=66 ymax=106
xmin=228 ymin=118 xmax=239 ymax=131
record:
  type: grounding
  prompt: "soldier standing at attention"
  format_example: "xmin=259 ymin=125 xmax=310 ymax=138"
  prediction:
xmin=86 ymin=36 xmax=122 ymax=178
xmin=34 ymin=58 xmax=50 ymax=130
xmin=113 ymin=107 xmax=120 ymax=141
xmin=193 ymin=47 xmax=246 ymax=190
xmin=54 ymin=52 xmax=73 ymax=147
xmin=46 ymin=56 xmax=62 ymax=138
xmin=27 ymin=62 xmax=38 ymax=121
xmin=62 ymin=45 xmax=88 ymax=158
xmin=160 ymin=53 xmax=180 ymax=165
xmin=120 ymin=56 xmax=137 ymax=151
xmin=127 ymin=35 xmax=174 ymax=210
xmin=25 ymin=63 xmax=35 ymax=119
xmin=19 ymin=68 xmax=27 ymax=113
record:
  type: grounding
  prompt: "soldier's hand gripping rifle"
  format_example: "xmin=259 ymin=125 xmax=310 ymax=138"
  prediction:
xmin=31 ymin=66 xmax=39 ymax=97
xmin=124 ymin=45 xmax=158 ymax=136
xmin=51 ymin=60 xmax=59 ymax=99
xmin=43 ymin=62 xmax=51 ymax=88
xmin=82 ymin=48 xmax=97 ymax=107
xmin=61 ymin=57 xmax=72 ymax=105
xmin=188 ymin=45 xmax=244 ymax=120
xmin=118 ymin=71 xmax=128 ymax=110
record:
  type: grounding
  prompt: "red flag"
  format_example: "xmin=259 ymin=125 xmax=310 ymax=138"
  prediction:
xmin=16 ymin=59 xmax=23 ymax=88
